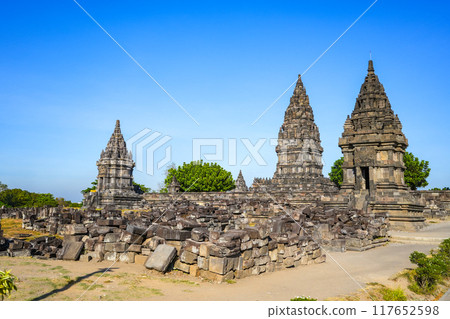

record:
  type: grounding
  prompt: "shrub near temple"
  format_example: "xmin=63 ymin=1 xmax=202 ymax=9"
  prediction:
xmin=409 ymin=238 xmax=450 ymax=294
xmin=164 ymin=160 xmax=235 ymax=192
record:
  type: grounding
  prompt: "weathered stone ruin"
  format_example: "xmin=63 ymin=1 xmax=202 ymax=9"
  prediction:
xmin=1 ymin=59 xmax=445 ymax=282
xmin=339 ymin=60 xmax=425 ymax=230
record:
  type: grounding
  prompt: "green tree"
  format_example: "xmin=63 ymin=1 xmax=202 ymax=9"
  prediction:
xmin=82 ymin=179 xmax=151 ymax=194
xmin=328 ymin=157 xmax=344 ymax=187
xmin=164 ymin=160 xmax=235 ymax=192
xmin=133 ymin=182 xmax=151 ymax=194
xmin=0 ymin=189 xmax=58 ymax=208
xmin=403 ymin=152 xmax=430 ymax=190
xmin=328 ymin=152 xmax=430 ymax=190
xmin=81 ymin=180 xmax=98 ymax=194
xmin=0 ymin=181 xmax=7 ymax=192
xmin=0 ymin=270 xmax=17 ymax=300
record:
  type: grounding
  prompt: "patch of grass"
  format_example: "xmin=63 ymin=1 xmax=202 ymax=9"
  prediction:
xmin=50 ymin=266 xmax=71 ymax=274
xmin=379 ymin=287 xmax=407 ymax=301
xmin=78 ymin=282 xmax=104 ymax=291
xmin=290 ymin=296 xmax=318 ymax=301
xmin=0 ymin=218 xmax=59 ymax=241
xmin=159 ymin=277 xmax=198 ymax=286
xmin=225 ymin=279 xmax=236 ymax=284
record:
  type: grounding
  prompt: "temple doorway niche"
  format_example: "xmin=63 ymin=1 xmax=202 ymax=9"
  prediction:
xmin=361 ymin=167 xmax=370 ymax=191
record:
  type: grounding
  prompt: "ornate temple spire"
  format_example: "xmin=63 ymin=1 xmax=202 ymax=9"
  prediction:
xmin=96 ymin=120 xmax=135 ymax=193
xmin=346 ymin=60 xmax=403 ymax=132
xmin=234 ymin=170 xmax=248 ymax=192
xmin=265 ymin=74 xmax=328 ymax=191
xmin=101 ymin=119 xmax=132 ymax=160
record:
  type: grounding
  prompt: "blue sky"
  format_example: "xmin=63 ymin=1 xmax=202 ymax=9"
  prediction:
xmin=1 ymin=0 xmax=449 ymax=202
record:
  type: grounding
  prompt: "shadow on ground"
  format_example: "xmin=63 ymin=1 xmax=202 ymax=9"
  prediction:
xmin=30 ymin=267 xmax=118 ymax=301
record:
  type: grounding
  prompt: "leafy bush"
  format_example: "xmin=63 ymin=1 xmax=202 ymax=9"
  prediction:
xmin=0 ymin=270 xmax=17 ymax=300
xmin=290 ymin=296 xmax=317 ymax=301
xmin=380 ymin=287 xmax=407 ymax=301
xmin=164 ymin=160 xmax=235 ymax=192
xmin=408 ymin=238 xmax=450 ymax=294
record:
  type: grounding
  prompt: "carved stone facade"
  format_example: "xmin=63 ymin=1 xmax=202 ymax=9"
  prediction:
xmin=338 ymin=60 xmax=425 ymax=230
xmin=253 ymin=75 xmax=336 ymax=193
xmin=83 ymin=120 xmax=142 ymax=208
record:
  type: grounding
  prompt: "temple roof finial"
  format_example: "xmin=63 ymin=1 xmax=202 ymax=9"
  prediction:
xmin=368 ymin=59 xmax=374 ymax=74
xmin=114 ymin=120 xmax=121 ymax=133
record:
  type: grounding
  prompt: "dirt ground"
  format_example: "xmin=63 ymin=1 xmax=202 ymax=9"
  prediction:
xmin=0 ymin=241 xmax=447 ymax=301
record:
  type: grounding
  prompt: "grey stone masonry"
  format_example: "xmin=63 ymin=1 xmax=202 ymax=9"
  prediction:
xmin=253 ymin=75 xmax=336 ymax=193
xmin=338 ymin=60 xmax=425 ymax=230
xmin=83 ymin=120 xmax=143 ymax=209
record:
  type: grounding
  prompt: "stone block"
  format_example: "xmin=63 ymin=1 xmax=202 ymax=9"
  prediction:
xmin=126 ymin=224 xmax=147 ymax=235
xmin=63 ymin=235 xmax=84 ymax=242
xmin=283 ymin=257 xmax=295 ymax=268
xmin=242 ymin=249 xmax=252 ymax=260
xmin=189 ymin=264 xmax=200 ymax=277
xmin=191 ymin=228 xmax=208 ymax=241
xmin=147 ymin=236 xmax=166 ymax=250
xmin=242 ymin=258 xmax=255 ymax=270
xmin=79 ymin=254 xmax=92 ymax=262
xmin=312 ymin=248 xmax=322 ymax=259
xmin=256 ymin=255 xmax=270 ymax=266
xmin=198 ymin=270 xmax=234 ymax=283
xmin=145 ymin=244 xmax=177 ymax=272
xmin=314 ymin=255 xmax=326 ymax=264
xmin=240 ymin=240 xmax=252 ymax=251
xmin=120 ymin=231 xmax=144 ymax=245
xmin=185 ymin=239 xmax=202 ymax=254
xmin=104 ymin=251 xmax=118 ymax=261
xmin=209 ymin=256 xmax=231 ymax=275
xmin=269 ymin=249 xmax=278 ymax=261
xmin=89 ymin=226 xmax=111 ymax=237
xmin=180 ymin=250 xmax=197 ymax=264
xmin=128 ymin=244 xmax=142 ymax=253
xmin=85 ymin=238 xmax=98 ymax=251
xmin=174 ymin=260 xmax=190 ymax=273
xmin=156 ymin=226 xmax=191 ymax=241
xmin=141 ymin=248 xmax=151 ymax=256
xmin=65 ymin=224 xmax=87 ymax=235
xmin=105 ymin=242 xmax=128 ymax=253
xmin=135 ymin=254 xmax=148 ymax=265
xmin=119 ymin=252 xmax=136 ymax=263
xmin=11 ymin=249 xmax=31 ymax=257
xmin=61 ymin=241 xmax=84 ymax=261
xmin=198 ymin=256 xmax=209 ymax=270
xmin=199 ymin=243 xmax=213 ymax=257
xmin=104 ymin=233 xmax=121 ymax=243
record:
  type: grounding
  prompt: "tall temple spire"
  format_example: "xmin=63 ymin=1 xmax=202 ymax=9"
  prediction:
xmin=262 ymin=74 xmax=333 ymax=192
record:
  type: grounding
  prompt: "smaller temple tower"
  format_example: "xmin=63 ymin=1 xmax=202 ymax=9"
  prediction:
xmin=97 ymin=120 xmax=135 ymax=193
xmin=83 ymin=120 xmax=142 ymax=208
xmin=234 ymin=170 xmax=248 ymax=192
xmin=338 ymin=60 xmax=424 ymax=230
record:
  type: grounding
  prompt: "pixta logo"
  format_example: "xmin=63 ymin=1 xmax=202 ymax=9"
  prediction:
xmin=127 ymin=129 xmax=172 ymax=175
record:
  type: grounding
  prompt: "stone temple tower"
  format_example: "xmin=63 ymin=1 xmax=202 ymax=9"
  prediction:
xmin=83 ymin=120 xmax=142 ymax=208
xmin=96 ymin=120 xmax=135 ymax=192
xmin=338 ymin=60 xmax=424 ymax=230
xmin=268 ymin=75 xmax=335 ymax=192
